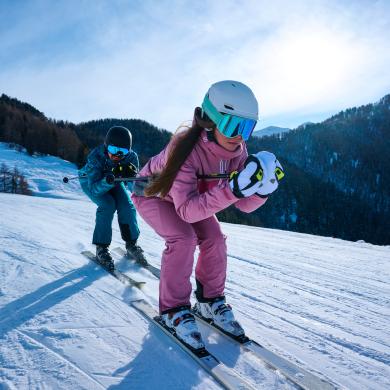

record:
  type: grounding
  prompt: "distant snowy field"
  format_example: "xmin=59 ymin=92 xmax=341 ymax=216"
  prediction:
xmin=1 ymin=143 xmax=389 ymax=389
xmin=0 ymin=143 xmax=83 ymax=199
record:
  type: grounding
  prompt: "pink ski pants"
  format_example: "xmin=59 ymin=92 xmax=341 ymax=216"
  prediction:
xmin=132 ymin=195 xmax=227 ymax=313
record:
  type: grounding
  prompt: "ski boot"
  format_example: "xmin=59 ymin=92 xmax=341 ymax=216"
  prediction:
xmin=193 ymin=296 xmax=245 ymax=337
xmin=96 ymin=245 xmax=115 ymax=271
xmin=126 ymin=241 xmax=148 ymax=266
xmin=162 ymin=306 xmax=205 ymax=350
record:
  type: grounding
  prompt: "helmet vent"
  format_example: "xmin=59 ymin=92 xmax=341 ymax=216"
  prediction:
xmin=224 ymin=104 xmax=234 ymax=110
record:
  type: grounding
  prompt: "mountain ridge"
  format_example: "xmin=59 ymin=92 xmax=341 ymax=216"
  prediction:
xmin=1 ymin=92 xmax=389 ymax=244
xmin=253 ymin=125 xmax=291 ymax=138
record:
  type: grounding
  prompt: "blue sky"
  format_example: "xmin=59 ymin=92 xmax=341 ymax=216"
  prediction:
xmin=1 ymin=0 xmax=389 ymax=131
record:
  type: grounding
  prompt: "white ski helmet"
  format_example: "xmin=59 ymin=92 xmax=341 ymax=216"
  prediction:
xmin=206 ymin=80 xmax=259 ymax=120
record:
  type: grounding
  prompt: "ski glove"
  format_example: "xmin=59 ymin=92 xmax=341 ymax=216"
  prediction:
xmin=255 ymin=151 xmax=284 ymax=197
xmin=113 ymin=162 xmax=138 ymax=178
xmin=106 ymin=162 xmax=138 ymax=184
xmin=229 ymin=151 xmax=284 ymax=198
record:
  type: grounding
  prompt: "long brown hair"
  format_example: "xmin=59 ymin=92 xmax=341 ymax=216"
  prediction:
xmin=144 ymin=108 xmax=214 ymax=198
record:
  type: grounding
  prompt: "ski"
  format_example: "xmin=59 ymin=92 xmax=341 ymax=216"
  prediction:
xmin=131 ymin=298 xmax=256 ymax=390
xmin=82 ymin=250 xmax=146 ymax=289
xmin=193 ymin=310 xmax=338 ymax=390
xmin=115 ymin=246 xmax=337 ymax=389
xmin=113 ymin=247 xmax=160 ymax=279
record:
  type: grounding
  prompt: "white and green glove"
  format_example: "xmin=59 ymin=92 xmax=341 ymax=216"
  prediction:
xmin=229 ymin=151 xmax=284 ymax=198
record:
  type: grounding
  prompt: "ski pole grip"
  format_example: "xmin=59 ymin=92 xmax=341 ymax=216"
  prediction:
xmin=63 ymin=177 xmax=69 ymax=183
xmin=106 ymin=174 xmax=115 ymax=185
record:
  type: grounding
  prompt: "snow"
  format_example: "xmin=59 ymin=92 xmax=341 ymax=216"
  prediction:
xmin=0 ymin=143 xmax=83 ymax=200
xmin=1 ymin=143 xmax=390 ymax=389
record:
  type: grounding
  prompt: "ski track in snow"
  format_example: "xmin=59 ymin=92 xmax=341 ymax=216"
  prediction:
xmin=226 ymin=254 xmax=390 ymax=340
xmin=17 ymin=329 xmax=106 ymax=389
xmin=1 ymin=143 xmax=390 ymax=389
xmin=220 ymin=233 xmax=390 ymax=389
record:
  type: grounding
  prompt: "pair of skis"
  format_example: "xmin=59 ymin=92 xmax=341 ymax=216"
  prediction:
xmin=81 ymin=247 xmax=159 ymax=287
xmin=82 ymin=248 xmax=338 ymax=390
xmin=82 ymin=248 xmax=252 ymax=389
xmin=82 ymin=249 xmax=145 ymax=289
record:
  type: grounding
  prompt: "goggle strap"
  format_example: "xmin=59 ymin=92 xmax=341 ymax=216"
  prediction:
xmin=203 ymin=95 xmax=221 ymax=118
xmin=194 ymin=107 xmax=215 ymax=129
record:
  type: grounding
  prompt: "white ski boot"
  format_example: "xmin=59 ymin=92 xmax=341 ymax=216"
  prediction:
xmin=194 ymin=297 xmax=245 ymax=337
xmin=162 ymin=307 xmax=205 ymax=350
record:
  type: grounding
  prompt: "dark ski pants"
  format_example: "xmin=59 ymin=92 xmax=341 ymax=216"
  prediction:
xmin=83 ymin=183 xmax=140 ymax=246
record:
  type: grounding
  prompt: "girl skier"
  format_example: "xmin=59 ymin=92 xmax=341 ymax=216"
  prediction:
xmin=79 ymin=125 xmax=147 ymax=269
xmin=132 ymin=81 xmax=284 ymax=349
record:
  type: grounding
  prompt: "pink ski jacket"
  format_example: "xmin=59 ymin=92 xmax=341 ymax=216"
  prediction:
xmin=136 ymin=130 xmax=267 ymax=223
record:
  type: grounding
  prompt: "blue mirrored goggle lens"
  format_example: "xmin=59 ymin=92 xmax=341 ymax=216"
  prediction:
xmin=107 ymin=145 xmax=129 ymax=156
xmin=217 ymin=115 xmax=256 ymax=141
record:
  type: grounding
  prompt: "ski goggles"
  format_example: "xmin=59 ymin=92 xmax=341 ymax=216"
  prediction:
xmin=202 ymin=95 xmax=257 ymax=141
xmin=107 ymin=145 xmax=130 ymax=156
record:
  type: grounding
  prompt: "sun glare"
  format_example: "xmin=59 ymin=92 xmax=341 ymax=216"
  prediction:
xmin=285 ymin=34 xmax=350 ymax=91
xmin=259 ymin=29 xmax=359 ymax=114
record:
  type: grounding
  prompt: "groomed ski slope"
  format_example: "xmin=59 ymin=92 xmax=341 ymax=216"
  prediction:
xmin=0 ymin=143 xmax=389 ymax=389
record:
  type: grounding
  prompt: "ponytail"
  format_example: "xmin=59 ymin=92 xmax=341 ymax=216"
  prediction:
xmin=145 ymin=107 xmax=215 ymax=198
xmin=144 ymin=124 xmax=203 ymax=197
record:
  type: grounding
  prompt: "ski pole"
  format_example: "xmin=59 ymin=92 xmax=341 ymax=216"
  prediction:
xmin=112 ymin=177 xmax=150 ymax=182
xmin=63 ymin=173 xmax=232 ymax=184
xmin=63 ymin=175 xmax=86 ymax=183
xmin=105 ymin=175 xmax=149 ymax=184
xmin=113 ymin=174 xmax=231 ymax=182
xmin=197 ymin=173 xmax=231 ymax=179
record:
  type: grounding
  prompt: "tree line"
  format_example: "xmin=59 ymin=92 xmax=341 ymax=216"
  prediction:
xmin=0 ymin=94 xmax=88 ymax=166
xmin=0 ymin=93 xmax=388 ymax=244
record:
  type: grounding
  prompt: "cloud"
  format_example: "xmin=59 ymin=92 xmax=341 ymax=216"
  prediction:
xmin=1 ymin=0 xmax=389 ymax=130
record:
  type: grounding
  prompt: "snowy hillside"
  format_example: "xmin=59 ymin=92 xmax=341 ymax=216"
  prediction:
xmin=0 ymin=143 xmax=83 ymax=200
xmin=0 ymin=144 xmax=389 ymax=389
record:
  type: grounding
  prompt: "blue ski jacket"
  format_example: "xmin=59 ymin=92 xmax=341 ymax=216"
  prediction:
xmin=78 ymin=145 xmax=139 ymax=197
